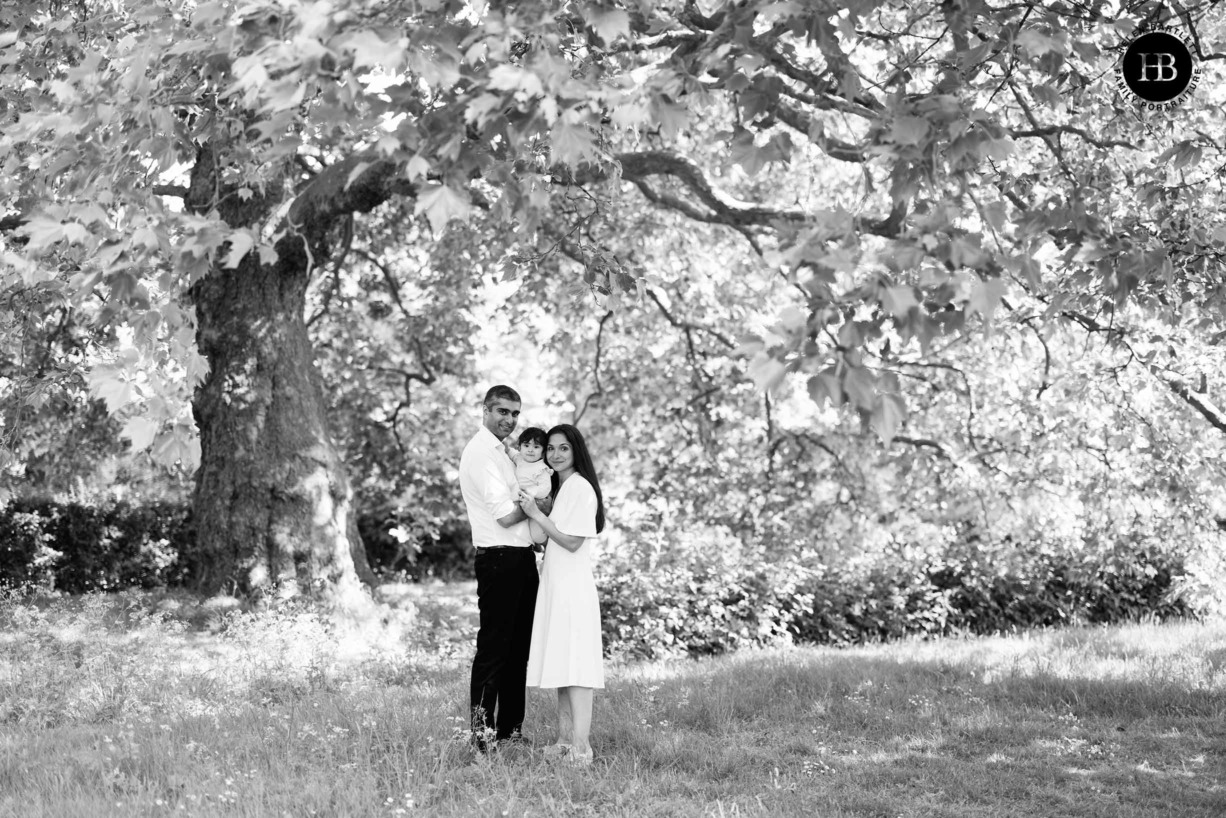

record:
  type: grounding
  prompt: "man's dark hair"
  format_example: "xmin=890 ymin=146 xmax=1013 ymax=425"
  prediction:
xmin=545 ymin=424 xmax=606 ymax=534
xmin=483 ymin=385 xmax=521 ymax=406
xmin=516 ymin=427 xmax=548 ymax=449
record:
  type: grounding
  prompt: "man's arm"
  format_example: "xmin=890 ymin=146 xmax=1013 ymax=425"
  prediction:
xmin=496 ymin=506 xmax=528 ymax=527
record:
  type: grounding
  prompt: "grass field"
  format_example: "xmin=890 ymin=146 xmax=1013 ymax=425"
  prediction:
xmin=1 ymin=581 xmax=1223 ymax=817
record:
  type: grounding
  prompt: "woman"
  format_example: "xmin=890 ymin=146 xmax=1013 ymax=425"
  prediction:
xmin=518 ymin=423 xmax=606 ymax=767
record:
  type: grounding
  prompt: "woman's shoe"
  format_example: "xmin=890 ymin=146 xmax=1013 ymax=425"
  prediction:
xmin=568 ymin=747 xmax=593 ymax=767
xmin=542 ymin=743 xmax=571 ymax=758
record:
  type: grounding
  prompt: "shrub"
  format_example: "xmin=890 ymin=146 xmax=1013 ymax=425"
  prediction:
xmin=598 ymin=525 xmax=1202 ymax=658
xmin=0 ymin=499 xmax=476 ymax=592
xmin=596 ymin=525 xmax=814 ymax=660
xmin=791 ymin=537 xmax=1198 ymax=646
xmin=359 ymin=514 xmax=474 ymax=581
xmin=0 ymin=500 xmax=192 ymax=592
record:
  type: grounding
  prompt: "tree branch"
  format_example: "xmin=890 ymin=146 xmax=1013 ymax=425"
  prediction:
xmin=1011 ymin=125 xmax=1137 ymax=150
xmin=1063 ymin=309 xmax=1226 ymax=436
xmin=285 ymin=154 xmax=417 ymax=238
xmin=646 ymin=288 xmax=736 ymax=349
xmin=893 ymin=435 xmax=952 ymax=460
xmin=589 ymin=150 xmax=904 ymax=238
xmin=573 ymin=310 xmax=613 ymax=425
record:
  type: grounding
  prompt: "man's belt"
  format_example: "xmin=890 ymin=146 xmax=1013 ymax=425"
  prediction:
xmin=475 ymin=545 xmax=529 ymax=555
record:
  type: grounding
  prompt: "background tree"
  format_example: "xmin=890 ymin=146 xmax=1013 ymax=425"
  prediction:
xmin=2 ymin=0 xmax=1224 ymax=599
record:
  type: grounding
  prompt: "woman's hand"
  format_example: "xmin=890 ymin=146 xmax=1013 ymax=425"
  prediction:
xmin=518 ymin=490 xmax=544 ymax=520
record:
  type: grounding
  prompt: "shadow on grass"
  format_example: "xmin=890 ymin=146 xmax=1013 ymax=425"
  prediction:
xmin=586 ymin=623 xmax=1226 ymax=817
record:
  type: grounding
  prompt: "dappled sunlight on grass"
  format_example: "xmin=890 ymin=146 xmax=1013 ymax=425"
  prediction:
xmin=2 ymin=586 xmax=1224 ymax=817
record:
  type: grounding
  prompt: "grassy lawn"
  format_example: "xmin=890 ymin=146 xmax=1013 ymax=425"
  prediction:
xmin=1 ymin=581 xmax=1223 ymax=817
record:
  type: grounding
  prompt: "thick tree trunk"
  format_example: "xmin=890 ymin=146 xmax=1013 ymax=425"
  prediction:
xmin=184 ymin=146 xmax=377 ymax=597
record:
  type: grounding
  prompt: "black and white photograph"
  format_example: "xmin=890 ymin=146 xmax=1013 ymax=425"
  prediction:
xmin=1 ymin=0 xmax=1224 ymax=815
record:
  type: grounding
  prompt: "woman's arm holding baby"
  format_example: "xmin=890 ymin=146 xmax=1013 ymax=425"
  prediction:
xmin=518 ymin=490 xmax=585 ymax=553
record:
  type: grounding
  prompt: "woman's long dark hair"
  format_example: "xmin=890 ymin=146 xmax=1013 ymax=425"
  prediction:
xmin=546 ymin=424 xmax=605 ymax=534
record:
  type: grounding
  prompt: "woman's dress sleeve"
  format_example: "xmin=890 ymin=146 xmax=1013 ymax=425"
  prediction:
xmin=551 ymin=476 xmax=598 ymax=539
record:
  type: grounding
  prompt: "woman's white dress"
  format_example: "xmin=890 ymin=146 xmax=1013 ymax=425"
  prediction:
xmin=526 ymin=474 xmax=604 ymax=689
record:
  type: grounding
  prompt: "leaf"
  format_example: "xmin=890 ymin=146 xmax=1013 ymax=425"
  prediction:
xmin=650 ymin=96 xmax=689 ymax=138
xmin=151 ymin=429 xmax=202 ymax=470
xmin=776 ymin=305 xmax=808 ymax=333
xmin=131 ymin=226 xmax=161 ymax=250
xmin=258 ymin=244 xmax=279 ymax=266
xmin=60 ymin=222 xmax=90 ymax=244
xmin=837 ymin=321 xmax=861 ymax=349
xmin=889 ymin=116 xmax=930 ymax=146
xmin=748 ymin=352 xmax=788 ymax=394
xmin=610 ymin=101 xmax=650 ymax=131
xmin=88 ymin=369 xmax=135 ymax=413
xmin=465 ymin=93 xmax=505 ymax=127
xmin=883 ymin=286 xmax=918 ymax=317
xmin=735 ymin=335 xmax=765 ymax=357
xmin=808 ymin=371 xmax=844 ymax=408
xmin=223 ymin=230 xmax=256 ymax=269
xmin=405 ymin=154 xmax=431 ymax=181
xmin=488 ymin=64 xmax=544 ymax=97
xmin=587 ymin=6 xmax=631 ymax=44
xmin=192 ymin=2 xmax=229 ymax=28
xmin=551 ymin=117 xmax=600 ymax=166
xmin=1016 ymin=29 xmax=1055 ymax=56
xmin=978 ymin=137 xmax=1015 ymax=161
xmin=841 ymin=67 xmax=861 ymax=100
xmin=843 ymin=367 xmax=877 ymax=409
xmin=1173 ymin=143 xmax=1203 ymax=171
xmin=967 ymin=277 xmax=1008 ymax=322
xmin=730 ymin=129 xmax=768 ymax=175
xmin=18 ymin=217 xmax=65 ymax=253
xmin=870 ymin=394 xmax=907 ymax=445
xmin=344 ymin=30 xmax=407 ymax=74
xmin=1031 ymin=84 xmax=1061 ymax=108
xmin=121 ymin=417 xmax=160 ymax=451
xmin=415 ymin=183 xmax=471 ymax=233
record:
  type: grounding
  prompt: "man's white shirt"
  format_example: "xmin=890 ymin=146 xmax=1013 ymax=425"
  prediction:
xmin=459 ymin=426 xmax=532 ymax=549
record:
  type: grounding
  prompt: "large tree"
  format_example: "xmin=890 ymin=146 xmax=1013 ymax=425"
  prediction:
xmin=2 ymin=0 xmax=1224 ymax=596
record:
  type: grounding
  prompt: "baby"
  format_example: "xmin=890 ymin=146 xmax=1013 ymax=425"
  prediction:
xmin=509 ymin=427 xmax=553 ymax=499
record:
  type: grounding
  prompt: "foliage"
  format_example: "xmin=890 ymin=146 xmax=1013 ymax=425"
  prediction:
xmin=0 ymin=499 xmax=190 ymax=592
xmin=0 ymin=498 xmax=476 ymax=590
xmin=596 ymin=507 xmax=1203 ymax=659
xmin=3 ymin=0 xmax=1226 ymax=592
xmin=597 ymin=524 xmax=813 ymax=660
xmin=359 ymin=515 xmax=475 ymax=582
xmin=795 ymin=537 xmax=1197 ymax=647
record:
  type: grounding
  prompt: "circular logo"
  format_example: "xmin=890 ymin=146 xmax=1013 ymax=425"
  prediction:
xmin=1119 ymin=30 xmax=1195 ymax=103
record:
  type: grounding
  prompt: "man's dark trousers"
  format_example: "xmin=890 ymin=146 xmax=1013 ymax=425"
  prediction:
xmin=471 ymin=547 xmax=539 ymax=743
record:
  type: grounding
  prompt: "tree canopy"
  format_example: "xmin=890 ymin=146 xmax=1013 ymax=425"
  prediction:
xmin=2 ymin=0 xmax=1224 ymax=594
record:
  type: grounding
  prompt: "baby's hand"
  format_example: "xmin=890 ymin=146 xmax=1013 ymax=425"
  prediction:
xmin=517 ymin=489 xmax=540 ymax=516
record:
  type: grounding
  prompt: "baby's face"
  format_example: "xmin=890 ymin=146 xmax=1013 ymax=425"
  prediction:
xmin=519 ymin=440 xmax=544 ymax=463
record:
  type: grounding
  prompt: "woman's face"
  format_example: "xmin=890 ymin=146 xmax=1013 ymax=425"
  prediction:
xmin=546 ymin=433 xmax=575 ymax=475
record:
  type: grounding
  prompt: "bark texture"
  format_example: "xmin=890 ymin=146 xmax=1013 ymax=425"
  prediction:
xmin=184 ymin=146 xmax=384 ymax=595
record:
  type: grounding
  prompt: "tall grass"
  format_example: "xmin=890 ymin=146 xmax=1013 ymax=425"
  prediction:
xmin=1 ymin=582 xmax=1223 ymax=817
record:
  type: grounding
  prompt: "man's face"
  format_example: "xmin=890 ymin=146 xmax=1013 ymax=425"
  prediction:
xmin=483 ymin=398 xmax=521 ymax=441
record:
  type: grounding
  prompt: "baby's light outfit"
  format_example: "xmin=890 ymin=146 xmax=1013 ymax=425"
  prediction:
xmin=515 ymin=458 xmax=553 ymax=499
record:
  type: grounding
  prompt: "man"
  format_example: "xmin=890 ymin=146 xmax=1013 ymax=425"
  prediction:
xmin=458 ymin=384 xmax=544 ymax=752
